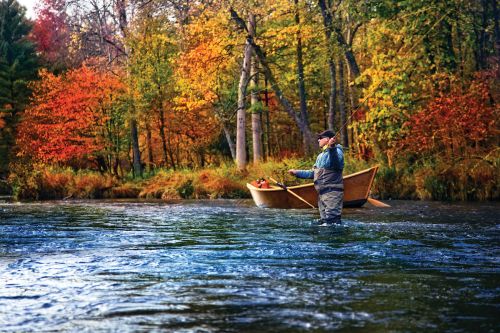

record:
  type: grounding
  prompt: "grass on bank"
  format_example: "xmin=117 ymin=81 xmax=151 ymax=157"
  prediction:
xmin=7 ymin=154 xmax=499 ymax=201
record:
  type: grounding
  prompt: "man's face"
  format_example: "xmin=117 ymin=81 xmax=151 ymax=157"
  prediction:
xmin=318 ymin=136 xmax=329 ymax=147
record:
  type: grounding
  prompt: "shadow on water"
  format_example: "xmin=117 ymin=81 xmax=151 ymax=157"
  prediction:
xmin=0 ymin=199 xmax=498 ymax=332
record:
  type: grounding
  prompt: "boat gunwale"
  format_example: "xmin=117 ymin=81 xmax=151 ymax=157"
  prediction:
xmin=246 ymin=166 xmax=378 ymax=192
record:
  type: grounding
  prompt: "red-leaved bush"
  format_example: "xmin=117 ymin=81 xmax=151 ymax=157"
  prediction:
xmin=400 ymin=70 xmax=498 ymax=157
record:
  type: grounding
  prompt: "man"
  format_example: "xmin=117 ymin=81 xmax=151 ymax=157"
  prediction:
xmin=288 ymin=130 xmax=344 ymax=225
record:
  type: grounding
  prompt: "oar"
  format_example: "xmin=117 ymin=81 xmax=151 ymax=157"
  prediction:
xmin=269 ymin=177 xmax=316 ymax=209
xmin=367 ymin=197 xmax=391 ymax=208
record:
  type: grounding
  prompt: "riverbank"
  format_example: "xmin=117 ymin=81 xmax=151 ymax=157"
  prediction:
xmin=5 ymin=156 xmax=499 ymax=201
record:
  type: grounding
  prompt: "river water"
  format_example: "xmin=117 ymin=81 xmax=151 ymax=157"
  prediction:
xmin=0 ymin=199 xmax=498 ymax=332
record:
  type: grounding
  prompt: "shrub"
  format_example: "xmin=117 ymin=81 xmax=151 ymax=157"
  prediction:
xmin=72 ymin=173 xmax=117 ymax=199
xmin=39 ymin=168 xmax=73 ymax=199
xmin=195 ymin=169 xmax=248 ymax=199
xmin=409 ymin=153 xmax=500 ymax=201
xmin=139 ymin=171 xmax=192 ymax=199
xmin=177 ymin=179 xmax=195 ymax=199
xmin=8 ymin=153 xmax=497 ymax=202
xmin=423 ymin=173 xmax=450 ymax=201
xmin=8 ymin=162 xmax=45 ymax=200
xmin=111 ymin=183 xmax=142 ymax=198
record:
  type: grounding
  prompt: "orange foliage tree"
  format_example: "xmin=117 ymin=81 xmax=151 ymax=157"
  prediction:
xmin=399 ymin=71 xmax=498 ymax=159
xmin=17 ymin=66 xmax=126 ymax=171
xmin=173 ymin=6 xmax=238 ymax=164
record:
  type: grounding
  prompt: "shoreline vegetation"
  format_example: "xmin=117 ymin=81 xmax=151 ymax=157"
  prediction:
xmin=6 ymin=155 xmax=499 ymax=202
xmin=0 ymin=1 xmax=498 ymax=203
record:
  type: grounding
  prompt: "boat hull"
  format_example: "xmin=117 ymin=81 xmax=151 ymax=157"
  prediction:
xmin=247 ymin=166 xmax=378 ymax=209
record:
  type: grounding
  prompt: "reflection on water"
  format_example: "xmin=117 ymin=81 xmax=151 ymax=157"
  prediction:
xmin=0 ymin=200 xmax=498 ymax=332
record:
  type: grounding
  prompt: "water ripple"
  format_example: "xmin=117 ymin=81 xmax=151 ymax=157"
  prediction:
xmin=0 ymin=199 xmax=498 ymax=332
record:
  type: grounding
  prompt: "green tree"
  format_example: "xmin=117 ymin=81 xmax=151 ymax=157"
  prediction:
xmin=127 ymin=16 xmax=176 ymax=169
xmin=0 ymin=0 xmax=38 ymax=177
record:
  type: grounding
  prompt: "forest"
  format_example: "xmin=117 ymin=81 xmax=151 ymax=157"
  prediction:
xmin=0 ymin=0 xmax=498 ymax=201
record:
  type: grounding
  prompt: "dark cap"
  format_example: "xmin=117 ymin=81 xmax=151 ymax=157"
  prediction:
xmin=316 ymin=130 xmax=334 ymax=139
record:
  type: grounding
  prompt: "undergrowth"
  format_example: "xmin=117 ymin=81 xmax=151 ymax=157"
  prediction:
xmin=8 ymin=154 xmax=498 ymax=201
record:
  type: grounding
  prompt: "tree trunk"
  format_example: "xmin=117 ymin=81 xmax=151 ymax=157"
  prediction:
xmin=477 ymin=0 xmax=488 ymax=69
xmin=130 ymin=118 xmax=142 ymax=176
xmin=236 ymin=14 xmax=253 ymax=170
xmin=253 ymin=43 xmax=315 ymax=154
xmin=442 ymin=20 xmax=457 ymax=71
xmin=167 ymin=126 xmax=176 ymax=170
xmin=347 ymin=71 xmax=356 ymax=147
xmin=318 ymin=0 xmax=360 ymax=80
xmin=493 ymin=0 xmax=500 ymax=56
xmin=146 ymin=123 xmax=154 ymax=172
xmin=251 ymin=57 xmax=263 ymax=163
xmin=158 ymin=108 xmax=169 ymax=166
xmin=327 ymin=59 xmax=337 ymax=131
xmin=294 ymin=0 xmax=311 ymax=155
xmin=199 ymin=148 xmax=205 ymax=168
xmin=338 ymin=59 xmax=348 ymax=148
xmin=127 ymin=141 xmax=133 ymax=172
xmin=341 ymin=34 xmax=360 ymax=79
xmin=223 ymin=125 xmax=236 ymax=160
xmin=130 ymin=118 xmax=142 ymax=177
xmin=113 ymin=157 xmax=119 ymax=177
xmin=249 ymin=14 xmax=263 ymax=163
xmin=264 ymin=77 xmax=271 ymax=158
xmin=115 ymin=0 xmax=142 ymax=177
xmin=318 ymin=0 xmax=337 ymax=132
xmin=230 ymin=8 xmax=316 ymax=156
xmin=346 ymin=18 xmax=361 ymax=149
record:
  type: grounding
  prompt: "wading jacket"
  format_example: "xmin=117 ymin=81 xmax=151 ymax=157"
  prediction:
xmin=294 ymin=144 xmax=344 ymax=195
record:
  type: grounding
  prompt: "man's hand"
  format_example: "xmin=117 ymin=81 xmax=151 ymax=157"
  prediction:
xmin=288 ymin=169 xmax=297 ymax=176
xmin=328 ymin=136 xmax=336 ymax=147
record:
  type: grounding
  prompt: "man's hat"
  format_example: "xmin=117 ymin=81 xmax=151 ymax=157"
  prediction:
xmin=316 ymin=130 xmax=335 ymax=139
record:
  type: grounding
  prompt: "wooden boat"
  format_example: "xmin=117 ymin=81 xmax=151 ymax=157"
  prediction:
xmin=247 ymin=166 xmax=378 ymax=209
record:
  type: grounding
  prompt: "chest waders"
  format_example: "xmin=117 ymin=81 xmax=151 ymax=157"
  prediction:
xmin=313 ymin=167 xmax=343 ymax=224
